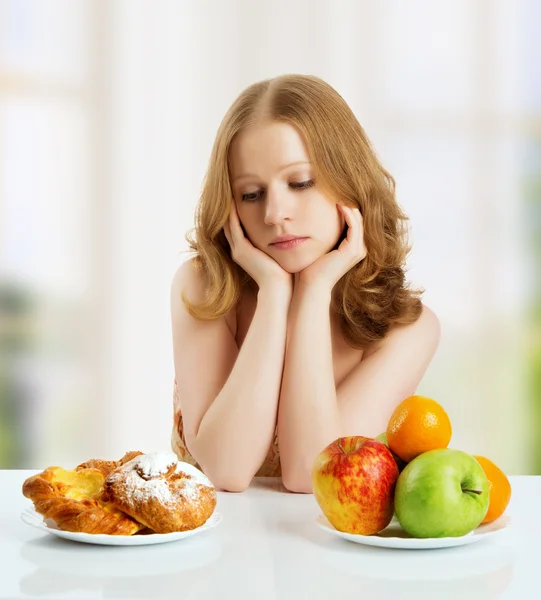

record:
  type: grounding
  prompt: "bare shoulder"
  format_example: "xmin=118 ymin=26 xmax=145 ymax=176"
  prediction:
xmin=171 ymin=257 xmax=206 ymax=306
xmin=410 ymin=303 xmax=441 ymax=338
xmin=363 ymin=303 xmax=441 ymax=359
xmin=170 ymin=257 xmax=237 ymax=334
xmin=385 ymin=303 xmax=440 ymax=346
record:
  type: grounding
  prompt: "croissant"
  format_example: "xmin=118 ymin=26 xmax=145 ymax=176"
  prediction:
xmin=22 ymin=460 xmax=146 ymax=535
xmin=104 ymin=452 xmax=217 ymax=533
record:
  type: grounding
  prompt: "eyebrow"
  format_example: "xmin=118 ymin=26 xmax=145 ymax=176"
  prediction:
xmin=232 ymin=161 xmax=311 ymax=183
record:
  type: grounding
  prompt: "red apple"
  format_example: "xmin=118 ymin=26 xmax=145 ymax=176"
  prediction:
xmin=312 ymin=436 xmax=399 ymax=535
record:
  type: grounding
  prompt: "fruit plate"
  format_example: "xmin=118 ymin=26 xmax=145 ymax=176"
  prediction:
xmin=316 ymin=514 xmax=511 ymax=550
xmin=21 ymin=507 xmax=222 ymax=546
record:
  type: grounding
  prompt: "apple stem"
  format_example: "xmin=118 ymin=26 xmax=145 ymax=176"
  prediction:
xmin=463 ymin=488 xmax=482 ymax=495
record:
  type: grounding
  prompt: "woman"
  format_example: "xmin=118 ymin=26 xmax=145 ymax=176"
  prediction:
xmin=170 ymin=74 xmax=440 ymax=493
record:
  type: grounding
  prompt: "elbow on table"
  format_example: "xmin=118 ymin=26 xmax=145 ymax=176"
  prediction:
xmin=203 ymin=468 xmax=253 ymax=493
xmin=188 ymin=444 xmax=254 ymax=492
xmin=281 ymin=470 xmax=314 ymax=494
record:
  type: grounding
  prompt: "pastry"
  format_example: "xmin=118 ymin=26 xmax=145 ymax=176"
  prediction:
xmin=104 ymin=452 xmax=217 ymax=533
xmin=22 ymin=464 xmax=145 ymax=535
xmin=76 ymin=450 xmax=144 ymax=478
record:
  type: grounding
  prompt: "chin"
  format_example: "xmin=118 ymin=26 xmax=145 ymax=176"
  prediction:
xmin=275 ymin=254 xmax=318 ymax=274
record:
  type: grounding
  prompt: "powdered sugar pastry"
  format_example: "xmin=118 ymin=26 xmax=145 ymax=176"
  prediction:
xmin=108 ymin=452 xmax=214 ymax=507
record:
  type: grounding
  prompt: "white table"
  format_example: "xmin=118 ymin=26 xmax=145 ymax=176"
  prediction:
xmin=1 ymin=471 xmax=537 ymax=599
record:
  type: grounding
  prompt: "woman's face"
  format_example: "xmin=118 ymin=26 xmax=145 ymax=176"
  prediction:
xmin=228 ymin=120 xmax=345 ymax=274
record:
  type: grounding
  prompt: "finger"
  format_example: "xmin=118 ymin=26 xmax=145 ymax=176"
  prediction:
xmin=230 ymin=202 xmax=242 ymax=225
xmin=340 ymin=206 xmax=366 ymax=260
xmin=227 ymin=205 xmax=241 ymax=244
xmin=351 ymin=208 xmax=367 ymax=258
xmin=339 ymin=205 xmax=358 ymax=240
xmin=223 ymin=221 xmax=232 ymax=245
xmin=229 ymin=203 xmax=246 ymax=241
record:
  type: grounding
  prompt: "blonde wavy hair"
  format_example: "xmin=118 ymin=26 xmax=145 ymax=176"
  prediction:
xmin=182 ymin=74 xmax=423 ymax=349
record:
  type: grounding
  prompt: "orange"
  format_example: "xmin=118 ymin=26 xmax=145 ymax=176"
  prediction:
xmin=473 ymin=455 xmax=512 ymax=524
xmin=386 ymin=395 xmax=452 ymax=463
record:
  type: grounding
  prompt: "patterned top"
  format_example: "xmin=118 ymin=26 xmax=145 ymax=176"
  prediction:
xmin=171 ymin=379 xmax=282 ymax=477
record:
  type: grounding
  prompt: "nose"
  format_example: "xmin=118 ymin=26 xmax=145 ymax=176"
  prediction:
xmin=263 ymin=185 xmax=293 ymax=226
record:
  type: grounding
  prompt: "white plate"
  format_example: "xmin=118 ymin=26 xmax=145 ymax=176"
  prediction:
xmin=21 ymin=506 xmax=222 ymax=546
xmin=316 ymin=513 xmax=511 ymax=550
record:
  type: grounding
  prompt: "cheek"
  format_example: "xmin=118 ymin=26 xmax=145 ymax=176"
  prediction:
xmin=330 ymin=205 xmax=345 ymax=238
xmin=236 ymin=208 xmax=263 ymax=244
xmin=321 ymin=206 xmax=345 ymax=251
xmin=235 ymin=203 xmax=251 ymax=230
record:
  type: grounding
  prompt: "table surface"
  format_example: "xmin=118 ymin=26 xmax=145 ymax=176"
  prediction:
xmin=1 ymin=471 xmax=537 ymax=599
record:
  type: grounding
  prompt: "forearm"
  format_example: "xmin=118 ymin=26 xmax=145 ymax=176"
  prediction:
xmin=278 ymin=284 xmax=342 ymax=492
xmin=195 ymin=287 xmax=290 ymax=490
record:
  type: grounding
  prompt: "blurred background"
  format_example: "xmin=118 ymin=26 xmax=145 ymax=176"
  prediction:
xmin=0 ymin=0 xmax=539 ymax=474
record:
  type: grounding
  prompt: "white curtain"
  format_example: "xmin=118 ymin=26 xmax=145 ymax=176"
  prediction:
xmin=0 ymin=0 xmax=537 ymax=472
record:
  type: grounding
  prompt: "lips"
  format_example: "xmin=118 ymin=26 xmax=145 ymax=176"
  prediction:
xmin=270 ymin=235 xmax=305 ymax=245
xmin=269 ymin=237 xmax=308 ymax=250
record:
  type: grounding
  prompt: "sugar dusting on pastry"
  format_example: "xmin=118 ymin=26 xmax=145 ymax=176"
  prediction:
xmin=108 ymin=452 xmax=214 ymax=506
xmin=175 ymin=460 xmax=212 ymax=486
xmin=135 ymin=452 xmax=177 ymax=479
xmin=124 ymin=470 xmax=175 ymax=505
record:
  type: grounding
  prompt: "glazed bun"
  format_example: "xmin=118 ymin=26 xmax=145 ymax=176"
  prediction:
xmin=22 ymin=465 xmax=145 ymax=535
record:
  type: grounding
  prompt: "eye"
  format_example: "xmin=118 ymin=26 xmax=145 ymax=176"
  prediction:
xmin=240 ymin=179 xmax=315 ymax=202
xmin=290 ymin=179 xmax=315 ymax=190
xmin=241 ymin=189 xmax=264 ymax=202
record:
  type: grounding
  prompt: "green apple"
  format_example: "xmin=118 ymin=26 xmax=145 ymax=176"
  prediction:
xmin=394 ymin=448 xmax=489 ymax=538
xmin=375 ymin=432 xmax=387 ymax=444
xmin=376 ymin=432 xmax=408 ymax=473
